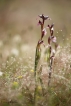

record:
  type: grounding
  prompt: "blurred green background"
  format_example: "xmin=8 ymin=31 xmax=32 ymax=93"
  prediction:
xmin=0 ymin=0 xmax=71 ymax=60
xmin=0 ymin=0 xmax=71 ymax=40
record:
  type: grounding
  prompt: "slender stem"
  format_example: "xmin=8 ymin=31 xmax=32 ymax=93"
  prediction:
xmin=34 ymin=72 xmax=37 ymax=106
xmin=38 ymin=65 xmax=45 ymax=96
xmin=48 ymin=57 xmax=53 ymax=86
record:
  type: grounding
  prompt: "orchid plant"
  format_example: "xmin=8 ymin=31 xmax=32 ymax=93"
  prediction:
xmin=34 ymin=14 xmax=58 ymax=105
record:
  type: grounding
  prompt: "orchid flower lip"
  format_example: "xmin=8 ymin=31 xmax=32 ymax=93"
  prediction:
xmin=37 ymin=20 xmax=42 ymax=26
xmin=52 ymin=37 xmax=56 ymax=43
xmin=42 ymin=28 xmax=47 ymax=35
xmin=51 ymin=27 xmax=54 ymax=31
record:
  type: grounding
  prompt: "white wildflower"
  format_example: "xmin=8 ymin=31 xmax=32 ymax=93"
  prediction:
xmin=11 ymin=48 xmax=19 ymax=56
xmin=0 ymin=71 xmax=3 ymax=76
xmin=13 ymin=35 xmax=21 ymax=43
xmin=21 ymin=45 xmax=30 ymax=52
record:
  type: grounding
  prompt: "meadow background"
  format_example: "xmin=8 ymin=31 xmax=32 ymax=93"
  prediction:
xmin=0 ymin=0 xmax=71 ymax=106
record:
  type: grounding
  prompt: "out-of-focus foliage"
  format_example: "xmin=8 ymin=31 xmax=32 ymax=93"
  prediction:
xmin=0 ymin=0 xmax=71 ymax=44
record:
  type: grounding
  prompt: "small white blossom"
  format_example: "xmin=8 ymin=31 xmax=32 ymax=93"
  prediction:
xmin=21 ymin=45 xmax=30 ymax=52
xmin=13 ymin=35 xmax=21 ymax=43
xmin=0 ymin=71 xmax=3 ymax=76
xmin=11 ymin=48 xmax=19 ymax=56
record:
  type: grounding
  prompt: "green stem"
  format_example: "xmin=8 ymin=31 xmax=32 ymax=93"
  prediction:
xmin=48 ymin=57 xmax=53 ymax=86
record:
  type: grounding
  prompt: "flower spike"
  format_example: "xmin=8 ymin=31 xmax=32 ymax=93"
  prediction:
xmin=39 ymin=14 xmax=51 ymax=25
xmin=38 ymin=14 xmax=50 ymax=20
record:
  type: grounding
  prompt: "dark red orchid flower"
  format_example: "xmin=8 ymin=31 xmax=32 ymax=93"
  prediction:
xmin=41 ymin=28 xmax=47 ymax=40
xmin=37 ymin=40 xmax=45 ymax=47
xmin=38 ymin=14 xmax=51 ymax=24
xmin=39 ymin=14 xmax=50 ymax=20
xmin=48 ymin=35 xmax=56 ymax=44
xmin=38 ymin=20 xmax=43 ymax=31
xmin=47 ymin=23 xmax=54 ymax=36
xmin=38 ymin=20 xmax=42 ymax=25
